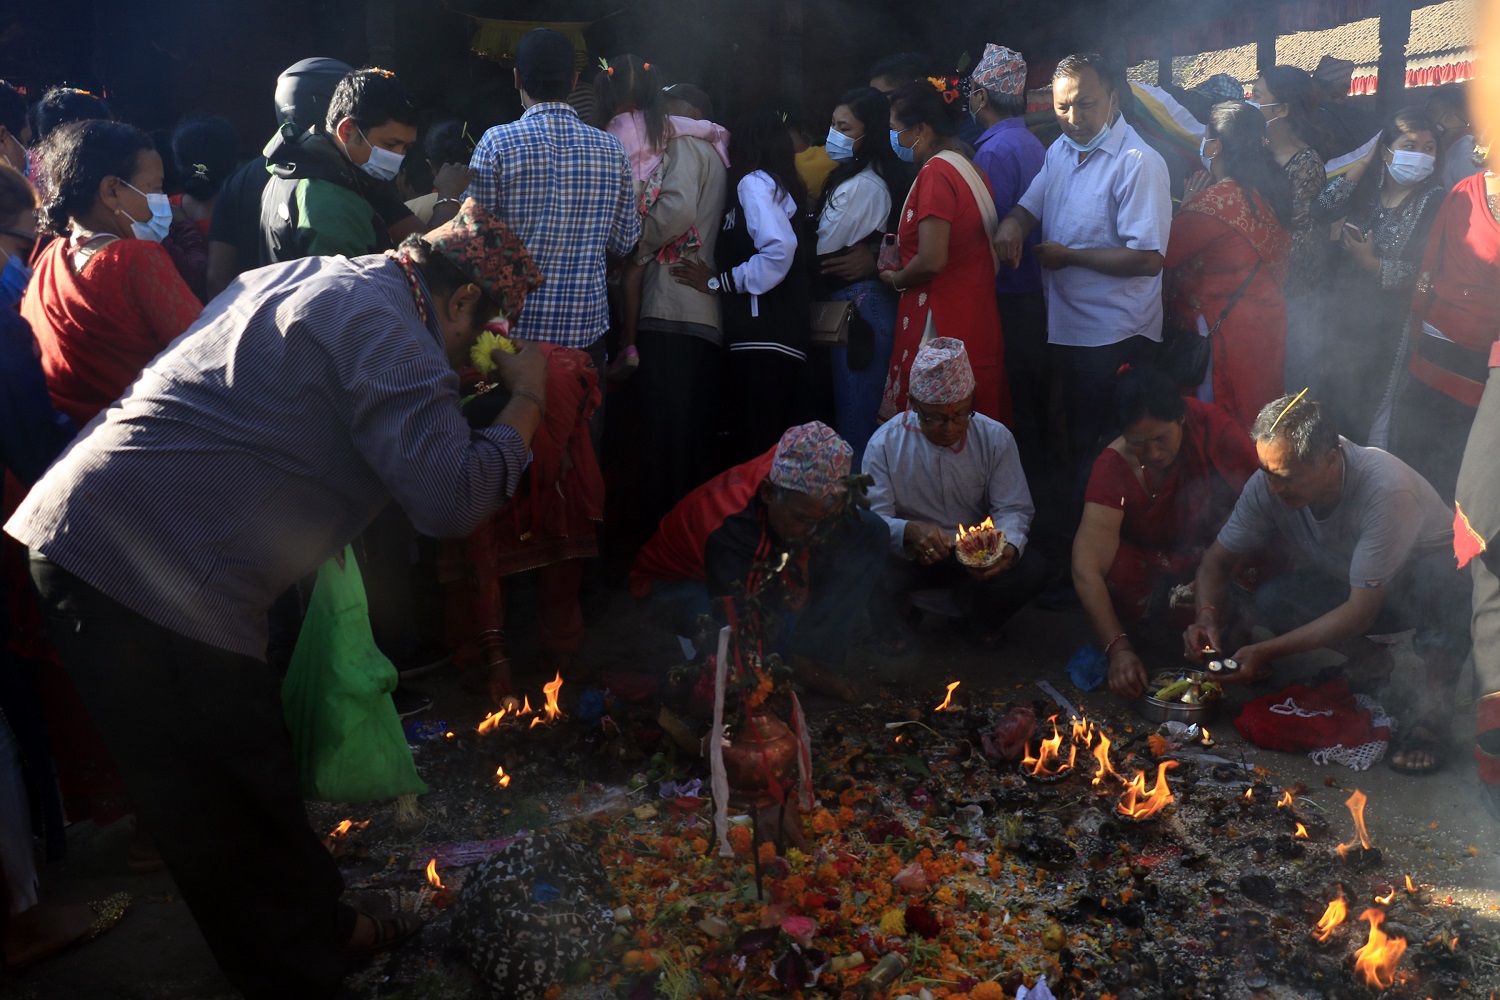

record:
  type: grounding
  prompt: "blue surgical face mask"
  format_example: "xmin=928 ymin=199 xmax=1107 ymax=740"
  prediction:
xmin=1387 ymin=149 xmax=1436 ymax=185
xmin=825 ymin=127 xmax=857 ymax=162
xmin=358 ymin=128 xmax=405 ymax=182
xmin=890 ymin=128 xmax=915 ymax=163
xmin=1061 ymin=114 xmax=1113 ymax=155
xmin=0 ymin=253 xmax=31 ymax=308
xmin=1199 ymin=136 xmax=1216 ymax=171
xmin=121 ymin=181 xmax=172 ymax=243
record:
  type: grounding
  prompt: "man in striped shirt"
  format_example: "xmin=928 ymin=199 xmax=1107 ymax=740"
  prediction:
xmin=5 ymin=201 xmax=545 ymax=998
xmin=465 ymin=28 xmax=639 ymax=357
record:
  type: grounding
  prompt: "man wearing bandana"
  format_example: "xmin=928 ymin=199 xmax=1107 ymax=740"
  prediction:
xmin=865 ymin=338 xmax=1048 ymax=645
xmin=631 ymin=421 xmax=888 ymax=701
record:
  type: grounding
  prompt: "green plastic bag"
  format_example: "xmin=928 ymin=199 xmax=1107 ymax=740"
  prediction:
xmin=281 ymin=547 xmax=428 ymax=802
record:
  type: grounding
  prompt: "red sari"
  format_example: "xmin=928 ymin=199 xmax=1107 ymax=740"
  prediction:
xmin=1084 ymin=399 xmax=1258 ymax=621
xmin=879 ymin=156 xmax=1011 ymax=423
xmin=1164 ymin=180 xmax=1290 ymax=430
xmin=21 ymin=236 xmax=201 ymax=427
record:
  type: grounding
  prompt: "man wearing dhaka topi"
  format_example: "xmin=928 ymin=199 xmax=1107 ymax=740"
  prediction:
xmin=630 ymin=421 xmax=888 ymax=700
xmin=865 ymin=337 xmax=1049 ymax=646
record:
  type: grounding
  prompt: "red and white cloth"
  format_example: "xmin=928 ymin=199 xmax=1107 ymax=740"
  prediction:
xmin=1233 ymin=679 xmax=1393 ymax=771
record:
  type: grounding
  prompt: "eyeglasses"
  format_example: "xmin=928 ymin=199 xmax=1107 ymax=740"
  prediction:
xmin=913 ymin=405 xmax=974 ymax=428
xmin=0 ymin=227 xmax=36 ymax=255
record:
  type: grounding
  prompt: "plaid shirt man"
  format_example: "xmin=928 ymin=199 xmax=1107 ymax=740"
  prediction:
xmin=466 ymin=103 xmax=640 ymax=348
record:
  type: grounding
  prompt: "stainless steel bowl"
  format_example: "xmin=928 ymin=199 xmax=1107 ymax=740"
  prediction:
xmin=1137 ymin=670 xmax=1217 ymax=724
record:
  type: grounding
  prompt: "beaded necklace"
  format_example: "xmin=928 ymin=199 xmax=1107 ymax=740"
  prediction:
xmin=390 ymin=251 xmax=430 ymax=326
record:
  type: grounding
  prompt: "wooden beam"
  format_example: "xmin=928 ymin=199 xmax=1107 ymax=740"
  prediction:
xmin=1256 ymin=3 xmax=1278 ymax=73
xmin=1376 ymin=0 xmax=1413 ymax=117
xmin=1157 ymin=32 xmax=1173 ymax=88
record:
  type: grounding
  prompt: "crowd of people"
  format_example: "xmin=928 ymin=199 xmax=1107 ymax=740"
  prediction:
xmin=0 ymin=21 xmax=1498 ymax=999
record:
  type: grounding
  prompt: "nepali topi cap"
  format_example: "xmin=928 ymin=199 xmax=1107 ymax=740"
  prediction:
xmin=971 ymin=44 xmax=1027 ymax=97
xmin=909 ymin=337 xmax=976 ymax=405
xmin=1313 ymin=56 xmax=1356 ymax=88
xmin=768 ymin=421 xmax=852 ymax=498
xmin=424 ymin=198 xmax=544 ymax=320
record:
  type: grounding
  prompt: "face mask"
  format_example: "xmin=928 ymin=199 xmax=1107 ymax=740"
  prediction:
xmin=1248 ymin=101 xmax=1286 ymax=126
xmin=0 ymin=254 xmax=30 ymax=308
xmin=121 ymin=182 xmax=172 ymax=243
xmin=1061 ymin=112 xmax=1113 ymax=155
xmin=826 ymin=127 xmax=857 ymax=162
xmin=1387 ymin=149 xmax=1436 ymax=185
xmin=1199 ymin=136 xmax=1217 ymax=171
xmin=890 ymin=129 xmax=915 ymax=163
xmin=357 ymin=128 xmax=405 ymax=181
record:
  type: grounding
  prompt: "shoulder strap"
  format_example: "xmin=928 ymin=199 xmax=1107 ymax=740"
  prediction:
xmin=1206 ymin=257 xmax=1260 ymax=337
xmin=932 ymin=151 xmax=1001 ymax=275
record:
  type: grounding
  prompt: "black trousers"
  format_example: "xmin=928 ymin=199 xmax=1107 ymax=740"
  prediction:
xmin=636 ymin=330 xmax=725 ymax=528
xmin=30 ymin=556 xmax=355 ymax=999
xmin=996 ymin=290 xmax=1049 ymax=484
xmin=871 ymin=545 xmax=1051 ymax=633
xmin=725 ymin=347 xmax=808 ymax=468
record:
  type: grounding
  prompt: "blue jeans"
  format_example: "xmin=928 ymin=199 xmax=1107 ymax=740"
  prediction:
xmin=826 ymin=280 xmax=896 ymax=472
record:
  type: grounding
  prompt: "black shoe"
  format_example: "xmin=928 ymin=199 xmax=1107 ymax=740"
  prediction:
xmin=391 ymin=685 xmax=433 ymax=719
xmin=391 ymin=642 xmax=451 ymax=680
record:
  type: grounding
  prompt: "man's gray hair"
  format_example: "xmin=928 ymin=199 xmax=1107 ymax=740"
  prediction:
xmin=977 ymin=85 xmax=1026 ymax=118
xmin=1250 ymin=393 xmax=1339 ymax=463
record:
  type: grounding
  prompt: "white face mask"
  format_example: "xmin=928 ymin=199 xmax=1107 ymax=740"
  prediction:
xmin=1199 ymin=136 xmax=1216 ymax=171
xmin=1387 ymin=149 xmax=1436 ymax=185
xmin=825 ymin=127 xmax=857 ymax=162
xmin=1248 ymin=100 xmax=1287 ymax=126
xmin=121 ymin=181 xmax=172 ymax=243
xmin=357 ymin=128 xmax=405 ymax=181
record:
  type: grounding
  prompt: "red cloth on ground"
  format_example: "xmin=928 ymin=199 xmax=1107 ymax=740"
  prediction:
xmin=1234 ymin=678 xmax=1390 ymax=753
xmin=880 ymin=156 xmax=1011 ymax=424
xmin=1084 ymin=399 xmax=1259 ymax=619
xmin=21 ymin=237 xmax=202 ymax=426
xmin=1165 ymin=180 xmax=1291 ymax=430
xmin=444 ymin=345 xmax=603 ymax=663
xmin=629 ymin=449 xmax=777 ymax=596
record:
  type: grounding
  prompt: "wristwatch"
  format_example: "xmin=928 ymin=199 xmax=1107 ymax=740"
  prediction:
xmin=707 ymin=276 xmax=721 ymax=293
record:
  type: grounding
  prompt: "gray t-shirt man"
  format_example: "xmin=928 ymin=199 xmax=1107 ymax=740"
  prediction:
xmin=1217 ymin=437 xmax=1453 ymax=587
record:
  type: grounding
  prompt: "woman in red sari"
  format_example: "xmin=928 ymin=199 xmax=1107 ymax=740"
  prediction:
xmin=1072 ymin=367 xmax=1258 ymax=698
xmin=444 ymin=344 xmax=604 ymax=706
xmin=21 ymin=120 xmax=201 ymax=428
xmin=1164 ymin=101 xmax=1292 ymax=430
xmin=878 ymin=79 xmax=1011 ymax=424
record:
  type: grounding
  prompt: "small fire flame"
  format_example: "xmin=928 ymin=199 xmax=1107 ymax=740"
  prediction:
xmin=329 ymin=819 xmax=352 ymax=839
xmin=1071 ymin=717 xmax=1092 ymax=745
xmin=1295 ymin=822 xmax=1310 ymax=839
xmin=1353 ymin=908 xmax=1407 ymax=989
xmin=478 ymin=705 xmax=513 ymax=734
xmin=1375 ymin=887 xmax=1397 ymax=905
xmin=934 ymin=681 xmax=960 ymax=712
xmin=495 ymin=765 xmax=512 ymax=788
xmin=1312 ymin=894 xmax=1347 ymax=943
xmin=1405 ymin=874 xmax=1418 ymax=894
xmin=1243 ymin=787 xmax=1254 ymax=802
xmin=542 ymin=671 xmax=564 ymax=721
xmin=1201 ymin=727 xmax=1211 ymax=743
xmin=1117 ymin=760 xmax=1178 ymax=819
xmin=956 ymin=515 xmax=996 ymax=537
xmin=425 ymin=858 xmax=445 ymax=891
xmin=1336 ymin=789 xmax=1373 ymax=859
xmin=1278 ymin=790 xmax=1296 ymax=809
xmin=323 ymin=818 xmax=369 ymax=847
xmin=1092 ymin=730 xmax=1119 ymax=786
xmin=529 ymin=716 xmax=544 ymax=729
xmin=1023 ymin=715 xmax=1068 ymax=777
xmin=522 ymin=695 xmax=533 ymax=715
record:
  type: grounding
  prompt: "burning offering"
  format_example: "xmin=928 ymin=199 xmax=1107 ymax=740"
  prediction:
xmin=1353 ymin=908 xmax=1408 ymax=989
xmin=954 ymin=516 xmax=1006 ymax=567
xmin=1022 ymin=715 xmax=1074 ymax=782
xmin=1336 ymin=789 xmax=1375 ymax=861
xmin=934 ymin=681 xmax=960 ymax=712
xmin=1117 ymin=759 xmax=1177 ymax=820
xmin=1312 ymin=893 xmax=1347 ymax=943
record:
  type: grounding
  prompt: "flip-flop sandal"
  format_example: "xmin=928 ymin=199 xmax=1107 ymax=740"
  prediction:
xmin=346 ymin=912 xmax=424 ymax=954
xmin=79 ymin=892 xmax=132 ymax=944
xmin=1388 ymin=726 xmax=1448 ymax=776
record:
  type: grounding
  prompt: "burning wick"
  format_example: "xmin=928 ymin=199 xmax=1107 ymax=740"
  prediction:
xmin=1375 ymin=887 xmax=1397 ymax=905
xmin=495 ymin=765 xmax=512 ymax=788
xmin=1091 ymin=730 xmax=1118 ymax=786
xmin=1294 ymin=822 xmax=1310 ymax=839
xmin=1117 ymin=760 xmax=1178 ymax=819
xmin=1023 ymin=715 xmax=1068 ymax=777
xmin=1277 ymin=790 xmax=1295 ymax=809
xmin=542 ymin=671 xmax=564 ymax=721
xmin=425 ymin=858 xmax=445 ymax=891
xmin=934 ymin=681 xmax=960 ymax=712
xmin=1311 ymin=894 xmax=1347 ymax=943
xmin=1353 ymin=908 xmax=1407 ymax=989
xmin=478 ymin=705 xmax=513 ymax=734
xmin=1335 ymin=789 xmax=1373 ymax=859
xmin=1405 ymin=874 xmax=1418 ymax=894
xmin=1242 ymin=787 xmax=1254 ymax=802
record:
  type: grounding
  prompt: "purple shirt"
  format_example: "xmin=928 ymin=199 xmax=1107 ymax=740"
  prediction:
xmin=973 ymin=118 xmax=1046 ymax=296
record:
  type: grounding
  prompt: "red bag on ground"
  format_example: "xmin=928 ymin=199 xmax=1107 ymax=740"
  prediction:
xmin=1233 ymin=679 xmax=1391 ymax=756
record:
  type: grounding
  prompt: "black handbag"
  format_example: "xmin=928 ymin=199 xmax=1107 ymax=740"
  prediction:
xmin=1159 ymin=258 xmax=1261 ymax=388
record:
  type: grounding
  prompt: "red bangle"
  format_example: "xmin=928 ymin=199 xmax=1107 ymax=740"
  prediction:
xmin=1103 ymin=632 xmax=1129 ymax=656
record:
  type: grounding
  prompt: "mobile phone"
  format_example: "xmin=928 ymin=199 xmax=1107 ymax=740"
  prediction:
xmin=1342 ymin=222 xmax=1367 ymax=241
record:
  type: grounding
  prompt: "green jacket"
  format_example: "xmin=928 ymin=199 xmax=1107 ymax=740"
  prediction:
xmin=258 ymin=125 xmax=389 ymax=265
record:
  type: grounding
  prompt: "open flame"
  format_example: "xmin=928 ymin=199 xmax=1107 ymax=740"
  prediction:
xmin=542 ymin=671 xmax=564 ymax=721
xmin=1117 ymin=760 xmax=1178 ymax=819
xmin=1375 ymin=887 xmax=1397 ymax=905
xmin=954 ymin=516 xmax=1004 ymax=566
xmin=1405 ymin=874 xmax=1418 ymax=894
xmin=478 ymin=705 xmax=514 ymax=734
xmin=1336 ymin=789 xmax=1373 ymax=859
xmin=425 ymin=858 xmax=445 ymax=891
xmin=1243 ymin=787 xmax=1254 ymax=802
xmin=1022 ymin=715 xmax=1068 ymax=777
xmin=934 ymin=681 xmax=960 ymax=712
xmin=1295 ymin=822 xmax=1309 ymax=839
xmin=1312 ymin=894 xmax=1347 ymax=943
xmin=1278 ymin=790 xmax=1295 ymax=809
xmin=323 ymin=818 xmax=369 ymax=849
xmin=1353 ymin=908 xmax=1407 ymax=989
xmin=1070 ymin=717 xmax=1092 ymax=745
xmin=329 ymin=819 xmax=352 ymax=839
xmin=495 ymin=765 xmax=512 ymax=788
xmin=1091 ymin=730 xmax=1119 ymax=786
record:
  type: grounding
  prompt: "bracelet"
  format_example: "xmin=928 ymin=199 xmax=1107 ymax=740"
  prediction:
xmin=1196 ymin=605 xmax=1217 ymax=619
xmin=890 ymin=274 xmax=906 ymax=294
xmin=1103 ymin=632 xmax=1129 ymax=656
xmin=511 ymin=388 xmax=544 ymax=411
xmin=435 ymin=196 xmax=462 ymax=207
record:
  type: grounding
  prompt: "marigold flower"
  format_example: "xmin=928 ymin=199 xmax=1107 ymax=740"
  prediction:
xmin=969 ymin=983 xmax=1007 ymax=1000
xmin=810 ymin=808 xmax=838 ymax=834
xmin=878 ymin=908 xmax=907 ymax=936
xmin=728 ymin=825 xmax=753 ymax=856
xmin=757 ymin=840 xmax=777 ymax=866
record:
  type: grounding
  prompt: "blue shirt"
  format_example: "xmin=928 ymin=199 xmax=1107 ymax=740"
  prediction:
xmin=973 ymin=119 xmax=1046 ymax=297
xmin=6 ymin=255 xmax=529 ymax=658
xmin=1017 ymin=117 xmax=1172 ymax=348
xmin=466 ymin=103 xmax=641 ymax=348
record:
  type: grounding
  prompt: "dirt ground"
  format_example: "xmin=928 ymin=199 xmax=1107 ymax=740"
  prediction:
xmin=5 ymin=588 xmax=1500 ymax=1000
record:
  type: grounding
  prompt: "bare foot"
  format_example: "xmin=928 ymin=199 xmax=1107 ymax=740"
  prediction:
xmin=3 ymin=902 xmax=101 ymax=967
